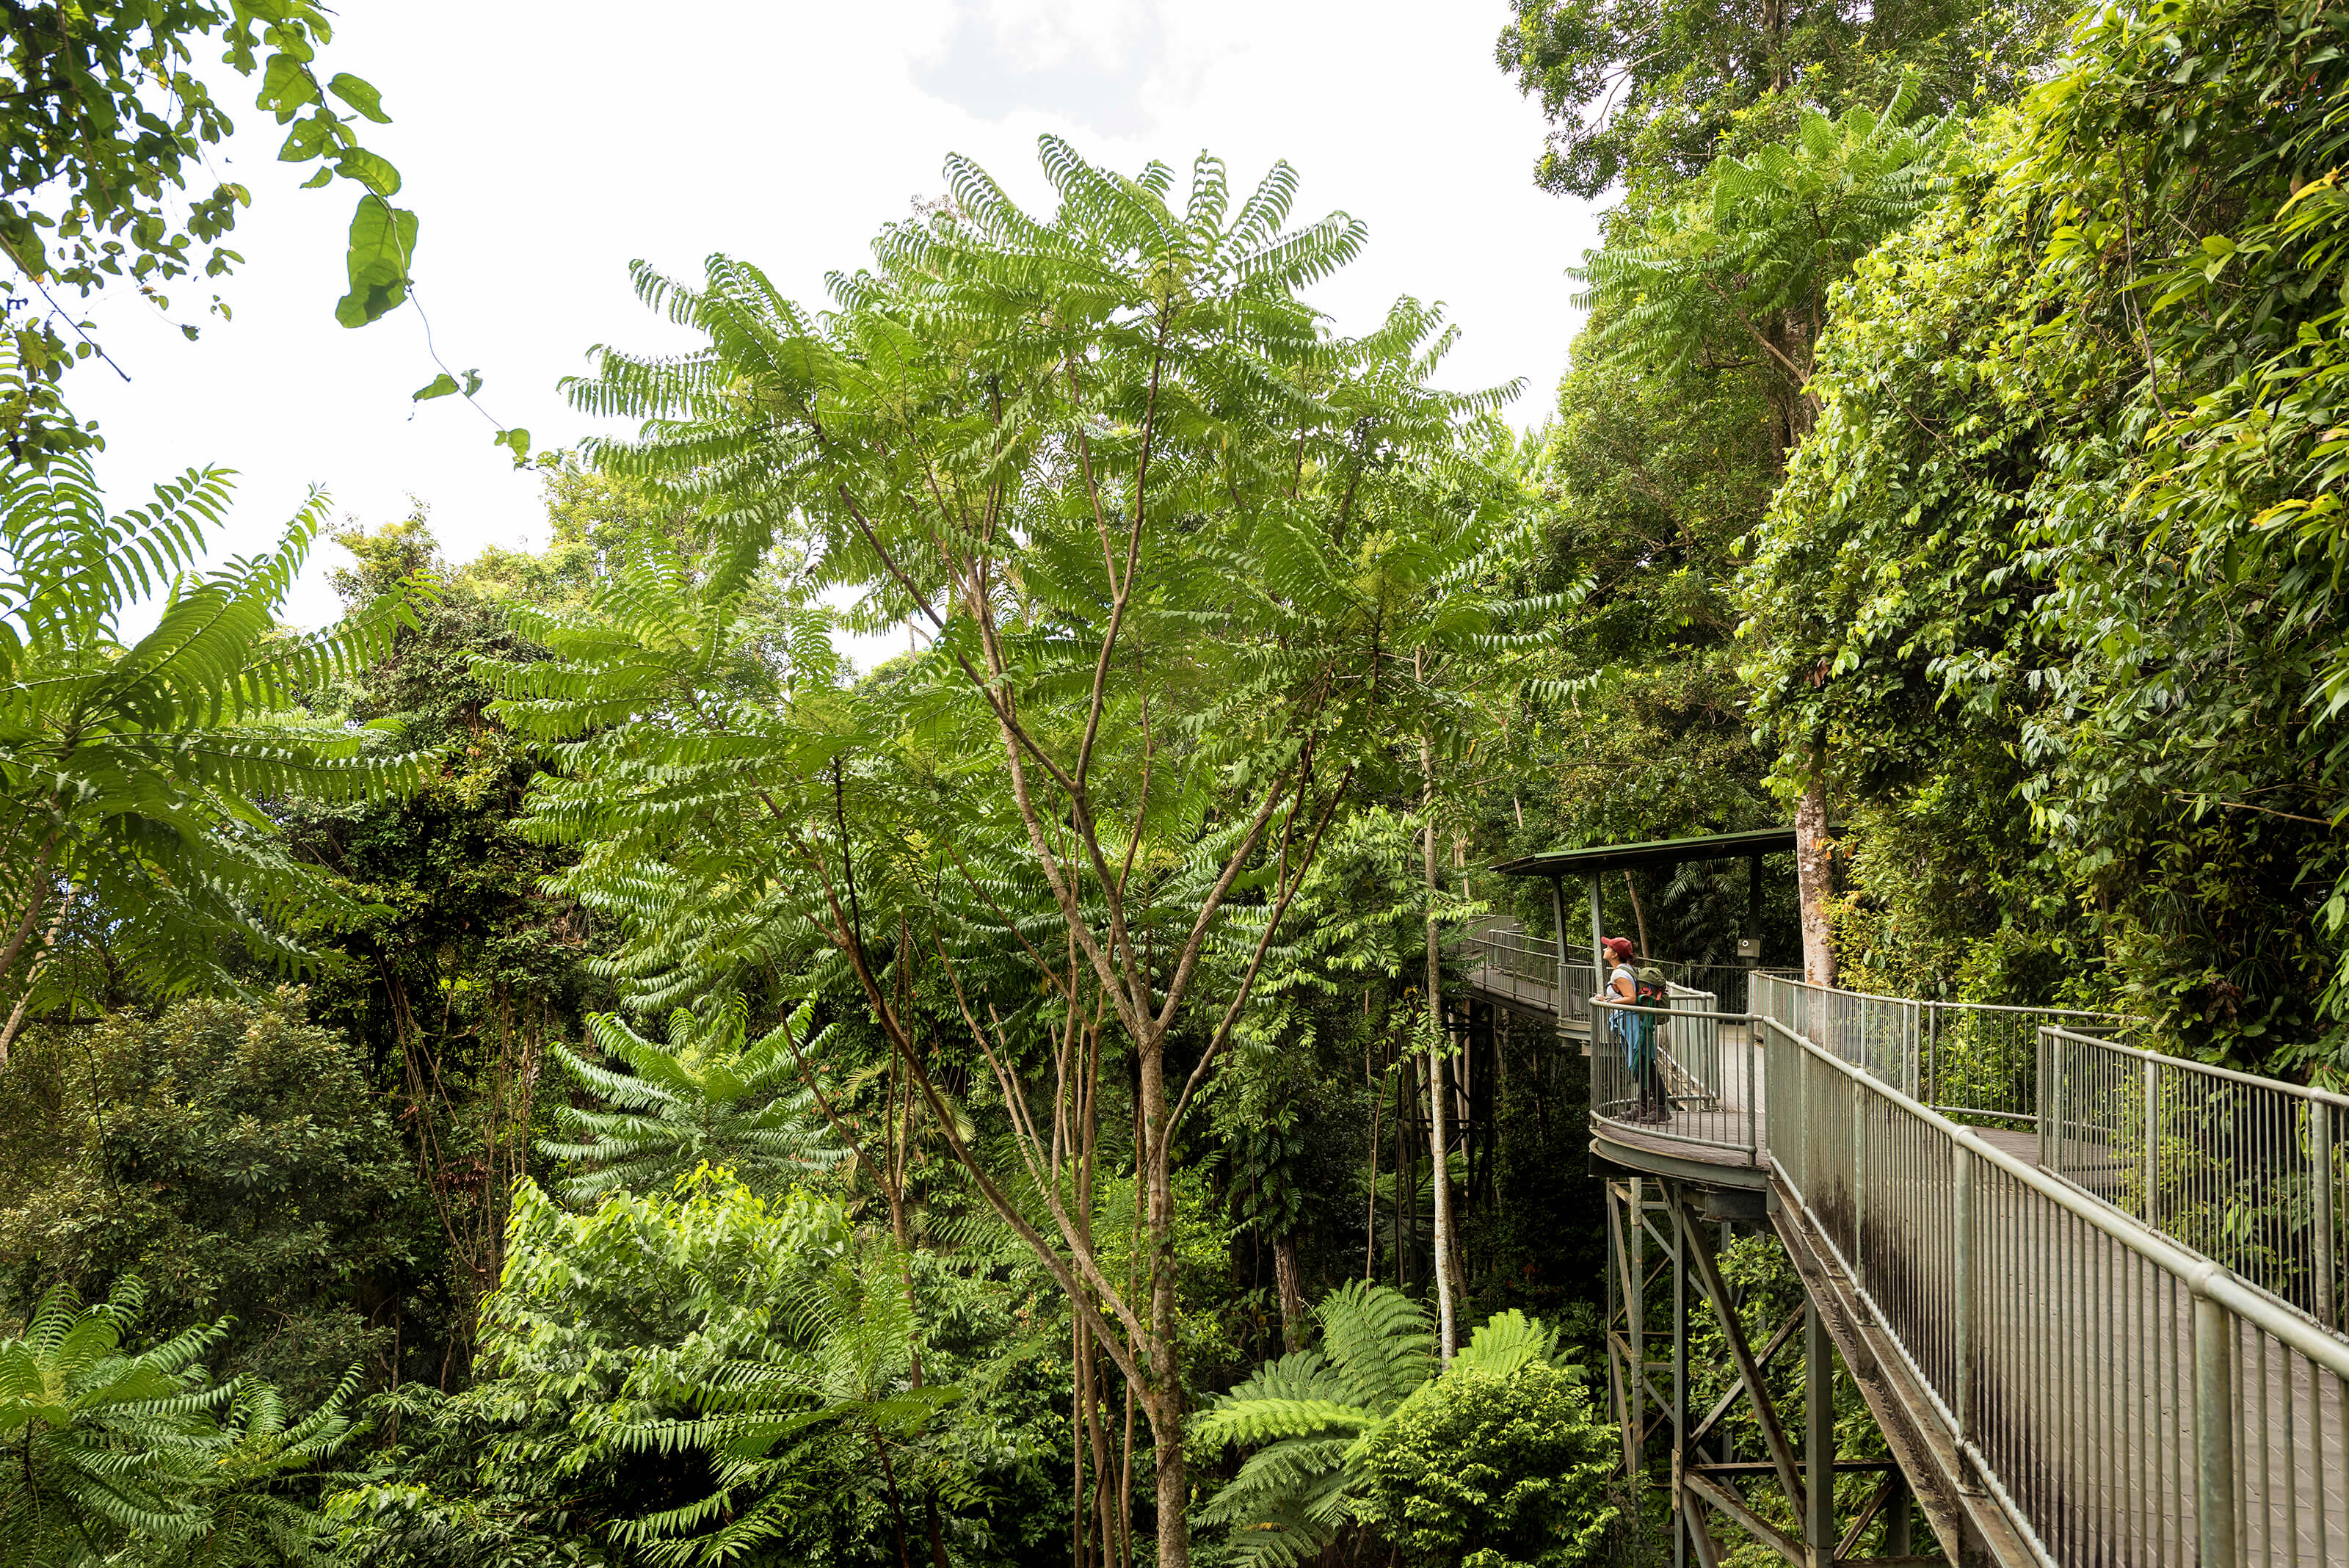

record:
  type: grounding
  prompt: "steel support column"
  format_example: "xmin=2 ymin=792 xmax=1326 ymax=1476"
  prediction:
xmin=1672 ymin=1192 xmax=1689 ymax=1568
xmin=1804 ymin=1303 xmax=1834 ymax=1568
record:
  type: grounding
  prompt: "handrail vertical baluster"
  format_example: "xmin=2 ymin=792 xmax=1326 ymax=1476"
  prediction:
xmin=2195 ymin=1284 xmax=2240 ymax=1568
xmin=2317 ymin=1100 xmax=2335 ymax=1332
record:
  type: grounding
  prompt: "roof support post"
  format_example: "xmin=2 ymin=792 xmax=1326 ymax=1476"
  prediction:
xmin=1587 ymin=872 xmax=1605 ymax=980
xmin=1748 ymin=854 xmax=1762 ymax=950
xmin=1549 ymin=876 xmax=1570 ymax=1020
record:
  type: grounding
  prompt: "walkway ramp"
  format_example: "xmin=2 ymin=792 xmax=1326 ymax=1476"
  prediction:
xmin=1456 ymin=931 xmax=2349 ymax=1568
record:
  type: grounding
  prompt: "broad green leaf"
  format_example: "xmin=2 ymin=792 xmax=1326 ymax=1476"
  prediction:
xmin=326 ymin=72 xmax=391 ymax=123
xmin=256 ymin=53 xmax=317 ymax=120
xmin=334 ymin=199 xmax=417 ymax=328
xmin=277 ymin=112 xmax=342 ymax=162
xmin=331 ymin=146 xmax=402 ymax=197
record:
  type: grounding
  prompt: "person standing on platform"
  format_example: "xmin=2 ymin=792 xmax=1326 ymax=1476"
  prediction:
xmin=1605 ymin=936 xmax=1664 ymax=1122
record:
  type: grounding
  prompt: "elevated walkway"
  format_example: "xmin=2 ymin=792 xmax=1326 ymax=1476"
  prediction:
xmin=1460 ymin=931 xmax=2349 ymax=1568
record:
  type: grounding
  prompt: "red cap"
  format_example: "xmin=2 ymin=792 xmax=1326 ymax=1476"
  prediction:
xmin=1602 ymin=936 xmax=1633 ymax=959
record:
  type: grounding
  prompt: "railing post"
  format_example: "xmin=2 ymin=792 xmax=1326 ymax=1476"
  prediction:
xmin=1748 ymin=1020 xmax=1760 ymax=1162
xmin=2193 ymin=1286 xmax=2238 ymax=1568
xmin=2316 ymin=1100 xmax=2336 ymax=1330
xmin=2143 ymin=1056 xmax=2160 ymax=1230
xmin=1905 ymin=998 xmax=1920 ymax=1100
xmin=1853 ymin=1077 xmax=1867 ymax=1266
xmin=1926 ymin=1001 xmax=1938 ymax=1111
xmin=1953 ymin=1143 xmax=1974 ymax=1456
xmin=2037 ymin=1026 xmax=2052 ymax=1169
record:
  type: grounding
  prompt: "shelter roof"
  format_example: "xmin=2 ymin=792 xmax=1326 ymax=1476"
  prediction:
xmin=1489 ymin=827 xmax=1796 ymax=878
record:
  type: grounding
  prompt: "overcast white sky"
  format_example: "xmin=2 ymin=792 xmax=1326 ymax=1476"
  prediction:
xmin=61 ymin=0 xmax=1602 ymax=653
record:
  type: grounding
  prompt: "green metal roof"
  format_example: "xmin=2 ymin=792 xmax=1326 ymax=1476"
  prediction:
xmin=1488 ymin=827 xmax=1797 ymax=878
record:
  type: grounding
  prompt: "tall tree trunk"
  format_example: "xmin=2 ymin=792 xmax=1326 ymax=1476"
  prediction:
xmin=1137 ymin=1033 xmax=1192 ymax=1567
xmin=1150 ymin=1391 xmax=1191 ymax=1568
xmin=1796 ymin=740 xmax=1836 ymax=987
xmin=0 ymin=882 xmax=73 ymax=1067
xmin=1273 ymin=1235 xmax=1304 ymax=1353
xmin=1420 ymin=727 xmax=1457 ymax=1362
xmin=1364 ymin=1021 xmax=1385 ymax=1281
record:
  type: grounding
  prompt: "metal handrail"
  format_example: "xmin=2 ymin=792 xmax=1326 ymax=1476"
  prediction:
xmin=1462 ymin=927 xmax=1773 ymax=1021
xmin=1589 ymin=997 xmax=1761 ymax=1163
xmin=2042 ymin=1023 xmax=2349 ymax=1331
xmin=1766 ymin=1015 xmax=2349 ymax=1568
xmin=1753 ymin=970 xmax=2131 ymax=1126
xmin=1555 ymin=954 xmax=2349 ymax=1562
xmin=1459 ymin=926 xmax=1597 ymax=1025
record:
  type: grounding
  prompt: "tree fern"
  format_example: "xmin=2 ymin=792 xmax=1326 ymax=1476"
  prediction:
xmin=1194 ymin=1285 xmax=1583 ymax=1566
xmin=0 ymin=1279 xmax=357 ymax=1566
xmin=0 ymin=354 xmax=432 ymax=1055
xmin=542 ymin=998 xmax=841 ymax=1200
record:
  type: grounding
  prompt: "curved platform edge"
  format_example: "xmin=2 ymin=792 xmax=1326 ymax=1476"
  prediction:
xmin=1588 ymin=1127 xmax=1771 ymax=1194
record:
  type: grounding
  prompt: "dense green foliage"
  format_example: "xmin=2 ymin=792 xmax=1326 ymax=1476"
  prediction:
xmin=1492 ymin=0 xmax=2057 ymax=197
xmin=1743 ymin=0 xmax=2349 ymax=1057
xmin=5 ymin=2 xmax=2348 ymax=1564
xmin=0 ymin=992 xmax=425 ymax=1403
xmin=1191 ymin=1285 xmax=1594 ymax=1567
xmin=1351 ymin=1359 xmax=1616 ymax=1568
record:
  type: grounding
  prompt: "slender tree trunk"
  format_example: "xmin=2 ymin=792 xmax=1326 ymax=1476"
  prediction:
xmin=0 ymin=883 xmax=73 ymax=1068
xmin=1119 ymin=1354 xmax=1136 ymax=1568
xmin=1796 ymin=739 xmax=1836 ymax=987
xmin=1273 ymin=1235 xmax=1304 ymax=1353
xmin=1396 ymin=1049 xmax=1412 ymax=1288
xmin=1419 ymin=719 xmax=1457 ymax=1362
xmin=1136 ymin=1032 xmax=1192 ymax=1568
xmin=922 ymin=1500 xmax=948 ymax=1568
xmin=871 ymin=1427 xmax=917 ymax=1568
xmin=1072 ymin=1318 xmax=1091 ymax=1568
xmin=1364 ymin=1021 xmax=1385 ymax=1281
xmin=1622 ymin=870 xmax=1651 ymax=959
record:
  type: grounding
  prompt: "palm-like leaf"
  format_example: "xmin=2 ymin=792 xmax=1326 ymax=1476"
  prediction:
xmin=0 ymin=1281 xmax=356 ymax=1566
xmin=542 ymin=998 xmax=841 ymax=1199
xmin=0 ymin=355 xmax=433 ymax=1037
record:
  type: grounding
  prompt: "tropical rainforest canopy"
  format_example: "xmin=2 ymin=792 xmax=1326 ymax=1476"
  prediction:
xmin=1 ymin=0 xmax=2345 ymax=1563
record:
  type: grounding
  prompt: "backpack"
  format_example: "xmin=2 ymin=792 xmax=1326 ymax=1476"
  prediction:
xmin=1633 ymin=967 xmax=1669 ymax=1007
